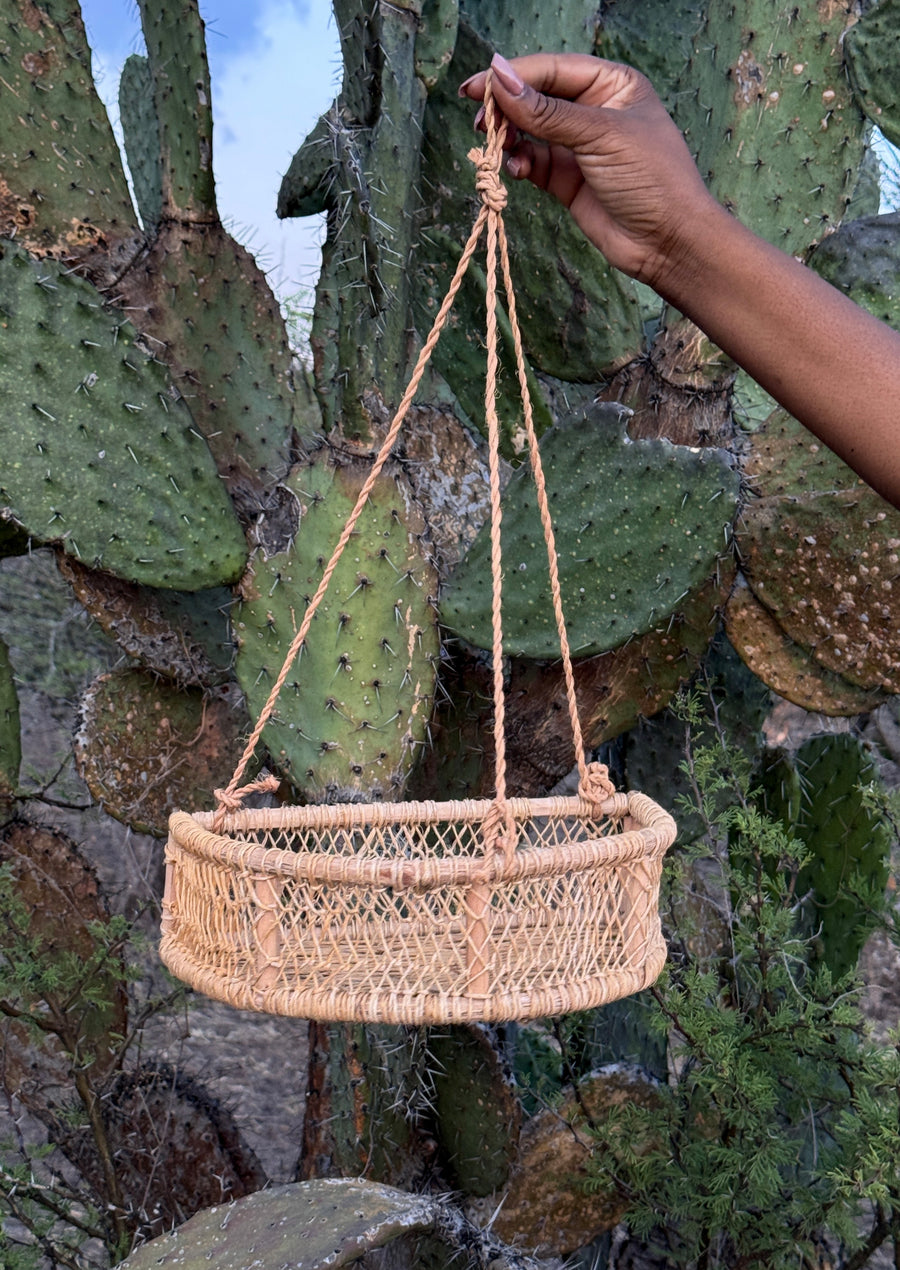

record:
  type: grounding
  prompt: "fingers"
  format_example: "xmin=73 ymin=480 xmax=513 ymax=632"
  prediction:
xmin=459 ymin=52 xmax=650 ymax=112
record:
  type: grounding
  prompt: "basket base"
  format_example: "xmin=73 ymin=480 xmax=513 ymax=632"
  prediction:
xmin=159 ymin=930 xmax=668 ymax=1024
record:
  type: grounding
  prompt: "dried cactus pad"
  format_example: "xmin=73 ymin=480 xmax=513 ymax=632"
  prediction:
xmin=0 ymin=244 xmax=247 ymax=589
xmin=442 ymin=403 xmax=739 ymax=658
xmin=739 ymin=410 xmax=900 ymax=693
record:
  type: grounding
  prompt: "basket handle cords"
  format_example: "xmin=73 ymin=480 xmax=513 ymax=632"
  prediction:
xmin=213 ymin=73 xmax=616 ymax=841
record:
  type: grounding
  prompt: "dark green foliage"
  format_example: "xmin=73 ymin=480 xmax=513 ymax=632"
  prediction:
xmin=415 ymin=0 xmax=459 ymax=89
xmin=845 ymin=0 xmax=900 ymax=149
xmin=0 ymin=637 xmax=19 ymax=815
xmin=442 ymin=403 xmax=739 ymax=658
xmin=0 ymin=244 xmax=247 ymax=589
xmin=235 ymin=454 xmax=439 ymax=801
xmin=585 ymin=715 xmax=900 ymax=1268
xmin=119 ymin=54 xmax=163 ymax=233
xmin=758 ymin=733 xmax=890 ymax=980
xmin=675 ymin=0 xmax=867 ymax=254
xmin=625 ymin=636 xmax=771 ymax=844
xmin=461 ymin=0 xmax=601 ymax=56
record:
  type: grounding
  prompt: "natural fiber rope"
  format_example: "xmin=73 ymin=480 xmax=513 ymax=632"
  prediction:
xmin=215 ymin=71 xmax=613 ymax=833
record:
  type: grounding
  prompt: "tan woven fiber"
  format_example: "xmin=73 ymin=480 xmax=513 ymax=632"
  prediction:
xmin=162 ymin=790 xmax=675 ymax=1024
xmin=160 ymin=75 xmax=678 ymax=1023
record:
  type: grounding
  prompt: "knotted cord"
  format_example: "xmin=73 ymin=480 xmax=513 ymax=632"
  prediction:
xmin=214 ymin=71 xmax=614 ymax=839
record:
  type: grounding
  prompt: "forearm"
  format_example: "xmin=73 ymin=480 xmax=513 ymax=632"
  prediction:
xmin=653 ymin=199 xmax=900 ymax=509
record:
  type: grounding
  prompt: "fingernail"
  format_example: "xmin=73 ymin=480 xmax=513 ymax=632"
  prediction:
xmin=457 ymin=73 xmax=478 ymax=98
xmin=491 ymin=53 xmax=525 ymax=95
xmin=506 ymin=155 xmax=524 ymax=178
xmin=473 ymin=105 xmax=486 ymax=132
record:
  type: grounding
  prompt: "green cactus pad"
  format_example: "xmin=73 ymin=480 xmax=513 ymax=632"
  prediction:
xmin=58 ymin=555 xmax=233 ymax=687
xmin=0 ymin=244 xmax=247 ymax=589
xmin=809 ymin=211 xmax=900 ymax=330
xmin=0 ymin=636 xmax=20 ymax=813
xmin=137 ymin=0 xmax=215 ymax=218
xmin=119 ymin=222 xmax=300 ymax=505
xmin=738 ymin=409 xmax=900 ymax=693
xmin=234 ymin=454 xmax=439 ymax=802
xmin=120 ymin=1179 xmax=439 ymax=1270
xmin=462 ymin=0 xmax=600 ymax=55
xmin=725 ymin=574 xmax=888 ymax=717
xmin=119 ymin=54 xmax=163 ymax=233
xmin=759 ymin=733 xmax=891 ymax=980
xmin=415 ymin=0 xmax=459 ymax=89
xmin=598 ymin=1 xmax=707 ymax=110
xmin=441 ymin=403 xmax=740 ymax=659
xmin=844 ymin=0 xmax=900 ymax=149
xmin=416 ymin=21 xmax=644 ymax=402
xmin=75 ymin=669 xmax=252 ymax=837
xmin=428 ymin=1024 xmax=521 ymax=1195
xmin=675 ymin=1 xmax=866 ymax=255
xmin=0 ymin=0 xmax=137 ymax=270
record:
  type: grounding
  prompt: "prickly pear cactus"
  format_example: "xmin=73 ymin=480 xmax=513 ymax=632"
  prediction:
xmin=442 ymin=403 xmax=739 ymax=658
xmin=0 ymin=243 xmax=247 ymax=589
xmin=235 ymin=453 xmax=439 ymax=801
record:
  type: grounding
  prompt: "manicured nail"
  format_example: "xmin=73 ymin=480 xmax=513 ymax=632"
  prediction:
xmin=458 ymin=73 xmax=478 ymax=98
xmin=506 ymin=155 xmax=524 ymax=178
xmin=491 ymin=53 xmax=525 ymax=95
xmin=473 ymin=105 xmax=486 ymax=132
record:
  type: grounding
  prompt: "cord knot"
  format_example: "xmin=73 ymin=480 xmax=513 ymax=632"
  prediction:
xmin=578 ymin=762 xmax=617 ymax=806
xmin=468 ymin=145 xmax=507 ymax=213
xmin=482 ymin=800 xmax=517 ymax=865
xmin=213 ymin=774 xmax=281 ymax=816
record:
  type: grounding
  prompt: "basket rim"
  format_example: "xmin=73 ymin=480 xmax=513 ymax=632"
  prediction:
xmin=167 ymin=789 xmax=677 ymax=889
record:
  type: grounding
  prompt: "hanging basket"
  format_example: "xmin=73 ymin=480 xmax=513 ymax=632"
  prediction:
xmin=159 ymin=76 xmax=677 ymax=1024
xmin=162 ymin=785 xmax=674 ymax=1024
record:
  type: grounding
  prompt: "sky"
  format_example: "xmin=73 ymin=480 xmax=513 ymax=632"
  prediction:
xmin=80 ymin=1 xmax=342 ymax=300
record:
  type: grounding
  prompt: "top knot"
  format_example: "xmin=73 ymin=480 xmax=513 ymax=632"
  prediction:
xmin=578 ymin=762 xmax=618 ymax=807
xmin=468 ymin=145 xmax=508 ymax=212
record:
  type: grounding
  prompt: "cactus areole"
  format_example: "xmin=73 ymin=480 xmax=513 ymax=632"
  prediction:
xmin=160 ymin=77 xmax=677 ymax=1024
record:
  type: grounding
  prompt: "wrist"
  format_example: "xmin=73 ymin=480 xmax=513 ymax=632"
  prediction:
xmin=642 ymin=195 xmax=738 ymax=308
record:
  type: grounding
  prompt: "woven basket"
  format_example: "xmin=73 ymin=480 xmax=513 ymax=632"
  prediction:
xmin=162 ymin=787 xmax=675 ymax=1024
xmin=159 ymin=77 xmax=678 ymax=1024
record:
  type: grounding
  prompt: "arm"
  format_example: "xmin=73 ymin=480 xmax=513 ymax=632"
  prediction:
xmin=460 ymin=53 xmax=900 ymax=510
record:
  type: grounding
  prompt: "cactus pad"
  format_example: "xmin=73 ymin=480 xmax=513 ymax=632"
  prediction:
xmin=809 ymin=211 xmax=900 ymax=330
xmin=0 ymin=0 xmax=138 ymax=272
xmin=725 ymin=574 xmax=889 ymax=716
xmin=428 ymin=1024 xmax=521 ymax=1195
xmin=0 ymin=244 xmax=247 ymax=589
xmin=234 ymin=454 xmax=439 ymax=802
xmin=119 ymin=54 xmax=163 ymax=233
xmin=738 ymin=409 xmax=900 ymax=692
xmin=0 ymin=819 xmax=128 ymax=1084
xmin=844 ymin=0 xmax=900 ymax=149
xmin=58 ymin=556 xmax=233 ymax=687
xmin=75 ymin=670 xmax=252 ymax=837
xmin=119 ymin=1179 xmax=439 ymax=1270
xmin=676 ymin=0 xmax=866 ymax=255
xmin=442 ymin=403 xmax=739 ymax=658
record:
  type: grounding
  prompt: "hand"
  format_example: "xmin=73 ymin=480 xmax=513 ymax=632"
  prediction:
xmin=459 ymin=52 xmax=717 ymax=290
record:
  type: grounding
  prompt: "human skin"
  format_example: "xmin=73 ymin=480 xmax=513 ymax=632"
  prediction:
xmin=459 ymin=52 xmax=900 ymax=511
